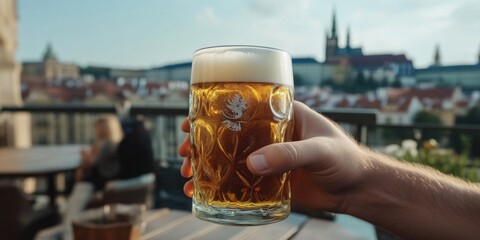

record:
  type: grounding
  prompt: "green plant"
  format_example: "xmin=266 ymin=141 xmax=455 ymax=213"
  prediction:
xmin=399 ymin=142 xmax=478 ymax=182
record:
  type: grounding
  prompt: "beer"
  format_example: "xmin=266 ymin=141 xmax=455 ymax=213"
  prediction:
xmin=189 ymin=46 xmax=294 ymax=225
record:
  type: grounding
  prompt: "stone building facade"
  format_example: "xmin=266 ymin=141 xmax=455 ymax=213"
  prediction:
xmin=0 ymin=0 xmax=31 ymax=147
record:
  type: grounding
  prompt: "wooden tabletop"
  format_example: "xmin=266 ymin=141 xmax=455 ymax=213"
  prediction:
xmin=141 ymin=209 xmax=366 ymax=240
xmin=0 ymin=145 xmax=82 ymax=177
xmin=36 ymin=208 xmax=369 ymax=240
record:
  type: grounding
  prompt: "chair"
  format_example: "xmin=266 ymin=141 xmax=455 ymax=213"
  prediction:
xmin=155 ymin=165 xmax=192 ymax=211
xmin=87 ymin=173 xmax=156 ymax=209
xmin=0 ymin=183 xmax=60 ymax=240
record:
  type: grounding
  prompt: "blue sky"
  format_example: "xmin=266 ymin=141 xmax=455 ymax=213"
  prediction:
xmin=18 ymin=0 xmax=480 ymax=68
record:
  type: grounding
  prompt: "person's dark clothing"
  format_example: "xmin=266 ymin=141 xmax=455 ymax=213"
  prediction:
xmin=83 ymin=120 xmax=154 ymax=190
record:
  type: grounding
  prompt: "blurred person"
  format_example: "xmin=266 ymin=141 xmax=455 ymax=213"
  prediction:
xmin=178 ymin=101 xmax=480 ymax=240
xmin=63 ymin=115 xmax=123 ymax=239
xmin=75 ymin=115 xmax=123 ymax=183
xmin=114 ymin=119 xmax=155 ymax=182
xmin=60 ymin=115 xmax=155 ymax=240
xmin=115 ymin=90 xmax=132 ymax=124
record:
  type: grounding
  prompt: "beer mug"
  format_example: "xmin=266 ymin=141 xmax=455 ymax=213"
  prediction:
xmin=189 ymin=46 xmax=294 ymax=225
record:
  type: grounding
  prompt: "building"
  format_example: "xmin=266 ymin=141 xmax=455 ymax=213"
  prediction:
xmin=145 ymin=62 xmax=192 ymax=83
xmin=292 ymin=58 xmax=323 ymax=86
xmin=416 ymin=45 xmax=480 ymax=89
xmin=378 ymin=96 xmax=423 ymax=125
xmin=110 ymin=68 xmax=145 ymax=82
xmin=146 ymin=58 xmax=325 ymax=86
xmin=22 ymin=44 xmax=79 ymax=82
xmin=0 ymin=0 xmax=22 ymax=106
xmin=324 ymin=10 xmax=363 ymax=64
xmin=385 ymin=87 xmax=463 ymax=126
xmin=0 ymin=0 xmax=31 ymax=147
xmin=349 ymin=54 xmax=415 ymax=85
xmin=322 ymin=10 xmax=415 ymax=85
xmin=80 ymin=66 xmax=146 ymax=83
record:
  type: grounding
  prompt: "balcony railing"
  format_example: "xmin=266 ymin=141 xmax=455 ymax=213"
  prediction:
xmin=2 ymin=104 xmax=479 ymax=210
xmin=2 ymin=105 xmax=480 ymax=164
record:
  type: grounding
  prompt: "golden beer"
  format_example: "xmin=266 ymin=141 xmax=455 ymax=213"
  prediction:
xmin=189 ymin=46 xmax=294 ymax=225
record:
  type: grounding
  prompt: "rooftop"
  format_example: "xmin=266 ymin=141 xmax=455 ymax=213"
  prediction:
xmin=416 ymin=64 xmax=480 ymax=73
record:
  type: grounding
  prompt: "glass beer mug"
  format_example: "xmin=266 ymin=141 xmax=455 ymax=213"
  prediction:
xmin=189 ymin=46 xmax=294 ymax=225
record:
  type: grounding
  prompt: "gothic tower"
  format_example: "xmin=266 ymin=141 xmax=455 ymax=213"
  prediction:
xmin=325 ymin=9 xmax=338 ymax=63
xmin=477 ymin=44 xmax=480 ymax=64
xmin=433 ymin=44 xmax=441 ymax=66
xmin=346 ymin=25 xmax=351 ymax=50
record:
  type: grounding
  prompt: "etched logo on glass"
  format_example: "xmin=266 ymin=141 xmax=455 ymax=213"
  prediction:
xmin=222 ymin=94 xmax=247 ymax=131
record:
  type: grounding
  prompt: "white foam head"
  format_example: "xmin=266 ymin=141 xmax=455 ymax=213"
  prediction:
xmin=191 ymin=46 xmax=293 ymax=87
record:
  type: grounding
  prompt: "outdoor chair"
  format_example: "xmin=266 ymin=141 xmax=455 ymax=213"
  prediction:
xmin=0 ymin=183 xmax=60 ymax=240
xmin=87 ymin=173 xmax=156 ymax=209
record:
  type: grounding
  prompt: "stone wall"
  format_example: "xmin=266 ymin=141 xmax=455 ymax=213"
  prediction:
xmin=0 ymin=0 xmax=31 ymax=147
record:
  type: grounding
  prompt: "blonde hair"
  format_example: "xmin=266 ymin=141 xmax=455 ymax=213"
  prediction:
xmin=95 ymin=115 xmax=123 ymax=143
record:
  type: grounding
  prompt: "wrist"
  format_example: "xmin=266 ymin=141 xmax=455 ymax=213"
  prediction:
xmin=341 ymin=149 xmax=407 ymax=218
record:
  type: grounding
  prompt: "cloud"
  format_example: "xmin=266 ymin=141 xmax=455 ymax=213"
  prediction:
xmin=452 ymin=0 xmax=480 ymax=26
xmin=247 ymin=0 xmax=311 ymax=17
xmin=195 ymin=7 xmax=217 ymax=24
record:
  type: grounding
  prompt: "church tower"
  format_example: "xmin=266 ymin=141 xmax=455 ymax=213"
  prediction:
xmin=477 ymin=44 xmax=480 ymax=64
xmin=433 ymin=44 xmax=441 ymax=66
xmin=346 ymin=25 xmax=351 ymax=50
xmin=325 ymin=9 xmax=338 ymax=63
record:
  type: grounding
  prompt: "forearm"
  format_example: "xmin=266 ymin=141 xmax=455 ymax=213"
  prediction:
xmin=346 ymin=150 xmax=480 ymax=240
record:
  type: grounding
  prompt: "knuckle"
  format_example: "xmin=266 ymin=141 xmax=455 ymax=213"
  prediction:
xmin=280 ymin=142 xmax=300 ymax=169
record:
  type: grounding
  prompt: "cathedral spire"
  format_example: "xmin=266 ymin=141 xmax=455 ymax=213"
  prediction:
xmin=331 ymin=8 xmax=337 ymax=39
xmin=477 ymin=43 xmax=480 ymax=64
xmin=433 ymin=44 xmax=441 ymax=66
xmin=346 ymin=25 xmax=351 ymax=49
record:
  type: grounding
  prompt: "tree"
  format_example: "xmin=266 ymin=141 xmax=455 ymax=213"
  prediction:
xmin=381 ymin=118 xmax=414 ymax=144
xmin=380 ymin=77 xmax=389 ymax=87
xmin=451 ymin=106 xmax=480 ymax=158
xmin=80 ymin=66 xmax=111 ymax=79
xmin=392 ymin=77 xmax=402 ymax=88
xmin=413 ymin=111 xmax=442 ymax=141
xmin=355 ymin=71 xmax=365 ymax=85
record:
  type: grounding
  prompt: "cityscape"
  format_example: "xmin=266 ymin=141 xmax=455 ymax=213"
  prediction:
xmin=1 ymin=1 xmax=480 ymax=239
xmin=1 ymin=1 xmax=480 ymax=156
xmin=16 ymin=10 xmax=480 ymax=142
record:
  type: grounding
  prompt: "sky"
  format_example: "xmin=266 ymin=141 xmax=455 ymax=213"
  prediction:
xmin=17 ymin=0 xmax=480 ymax=69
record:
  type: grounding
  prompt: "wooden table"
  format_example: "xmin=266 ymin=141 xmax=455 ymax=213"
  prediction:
xmin=0 ymin=145 xmax=82 ymax=207
xmin=140 ymin=209 xmax=365 ymax=240
xmin=36 ymin=208 xmax=368 ymax=240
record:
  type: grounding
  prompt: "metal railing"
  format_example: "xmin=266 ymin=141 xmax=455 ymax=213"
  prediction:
xmin=2 ymin=105 xmax=480 ymax=162
xmin=3 ymin=105 xmax=480 ymax=209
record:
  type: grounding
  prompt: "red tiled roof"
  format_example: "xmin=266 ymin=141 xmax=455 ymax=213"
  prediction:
xmin=456 ymin=100 xmax=469 ymax=108
xmin=397 ymin=97 xmax=413 ymax=112
xmin=384 ymin=96 xmax=414 ymax=113
xmin=335 ymin=98 xmax=350 ymax=108
xmin=45 ymin=87 xmax=86 ymax=102
xmin=388 ymin=88 xmax=455 ymax=102
xmin=86 ymin=81 xmax=118 ymax=97
xmin=21 ymin=76 xmax=47 ymax=83
xmin=354 ymin=96 xmax=382 ymax=110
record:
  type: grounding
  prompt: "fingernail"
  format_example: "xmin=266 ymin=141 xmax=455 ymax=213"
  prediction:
xmin=249 ymin=154 xmax=269 ymax=173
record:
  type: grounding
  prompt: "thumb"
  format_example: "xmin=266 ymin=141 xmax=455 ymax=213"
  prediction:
xmin=247 ymin=138 xmax=324 ymax=175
